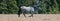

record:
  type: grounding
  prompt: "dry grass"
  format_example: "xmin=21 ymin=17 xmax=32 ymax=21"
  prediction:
xmin=0 ymin=14 xmax=60 ymax=21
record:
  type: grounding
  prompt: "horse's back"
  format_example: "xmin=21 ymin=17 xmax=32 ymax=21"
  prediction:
xmin=21 ymin=6 xmax=34 ymax=12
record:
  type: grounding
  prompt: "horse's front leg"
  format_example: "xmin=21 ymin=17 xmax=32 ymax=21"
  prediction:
xmin=31 ymin=11 xmax=33 ymax=17
xmin=29 ymin=11 xmax=33 ymax=17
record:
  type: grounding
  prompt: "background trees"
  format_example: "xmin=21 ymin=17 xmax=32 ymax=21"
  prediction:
xmin=0 ymin=0 xmax=60 ymax=14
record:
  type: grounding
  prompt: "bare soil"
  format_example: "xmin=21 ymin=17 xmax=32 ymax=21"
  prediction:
xmin=0 ymin=14 xmax=60 ymax=21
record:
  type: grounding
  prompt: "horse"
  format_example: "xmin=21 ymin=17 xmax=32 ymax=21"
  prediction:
xmin=18 ymin=6 xmax=42 ymax=17
xmin=18 ymin=6 xmax=34 ymax=17
xmin=17 ymin=0 xmax=42 ymax=17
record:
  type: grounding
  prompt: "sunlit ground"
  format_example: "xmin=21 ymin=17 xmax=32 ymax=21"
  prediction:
xmin=0 ymin=14 xmax=60 ymax=21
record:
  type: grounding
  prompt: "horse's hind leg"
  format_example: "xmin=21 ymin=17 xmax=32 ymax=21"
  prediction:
xmin=18 ymin=14 xmax=20 ymax=17
xmin=23 ymin=12 xmax=26 ymax=17
xmin=23 ymin=13 xmax=26 ymax=17
xmin=18 ymin=8 xmax=21 ymax=17
xmin=18 ymin=11 xmax=20 ymax=17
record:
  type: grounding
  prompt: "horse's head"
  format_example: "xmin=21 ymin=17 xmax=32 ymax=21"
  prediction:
xmin=33 ymin=5 xmax=42 ymax=10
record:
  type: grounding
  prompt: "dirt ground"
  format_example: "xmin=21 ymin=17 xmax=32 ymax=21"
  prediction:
xmin=0 ymin=14 xmax=60 ymax=21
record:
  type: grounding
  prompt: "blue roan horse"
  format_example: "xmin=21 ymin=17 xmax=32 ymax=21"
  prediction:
xmin=17 ymin=0 xmax=41 ymax=17
xmin=21 ymin=6 xmax=34 ymax=17
xmin=18 ymin=6 xmax=42 ymax=17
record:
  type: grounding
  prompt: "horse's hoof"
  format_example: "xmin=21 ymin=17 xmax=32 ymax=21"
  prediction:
xmin=29 ymin=16 xmax=31 ymax=17
xmin=24 ymin=16 xmax=26 ymax=17
xmin=29 ymin=16 xmax=33 ymax=17
xmin=18 ymin=16 xmax=20 ymax=17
